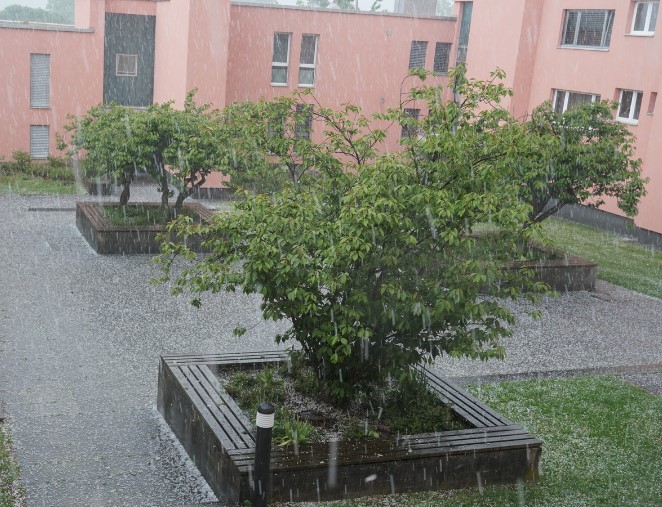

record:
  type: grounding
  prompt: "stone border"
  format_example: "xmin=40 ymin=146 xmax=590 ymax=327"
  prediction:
xmin=75 ymin=201 xmax=214 ymax=254
xmin=511 ymin=251 xmax=597 ymax=292
xmin=157 ymin=351 xmax=542 ymax=504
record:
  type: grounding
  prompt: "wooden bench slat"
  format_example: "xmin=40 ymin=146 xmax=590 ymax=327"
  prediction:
xmin=181 ymin=365 xmax=253 ymax=449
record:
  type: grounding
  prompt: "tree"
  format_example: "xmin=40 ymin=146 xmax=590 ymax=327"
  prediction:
xmin=60 ymin=92 xmax=223 ymax=213
xmin=0 ymin=0 xmax=73 ymax=24
xmin=46 ymin=0 xmax=74 ymax=24
xmin=216 ymin=94 xmax=385 ymax=194
xmin=516 ymin=100 xmax=646 ymax=225
xmin=157 ymin=69 xmax=546 ymax=405
xmin=165 ymin=91 xmax=225 ymax=210
xmin=59 ymin=104 xmax=151 ymax=205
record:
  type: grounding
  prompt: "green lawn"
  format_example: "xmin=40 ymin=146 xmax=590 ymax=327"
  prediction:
xmin=0 ymin=174 xmax=78 ymax=195
xmin=320 ymin=376 xmax=662 ymax=507
xmin=0 ymin=422 xmax=24 ymax=507
xmin=539 ymin=217 xmax=662 ymax=299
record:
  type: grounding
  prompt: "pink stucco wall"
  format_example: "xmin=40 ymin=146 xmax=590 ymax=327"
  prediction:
xmin=227 ymin=5 xmax=456 ymax=151
xmin=153 ymin=0 xmax=191 ymax=106
xmin=0 ymin=1 xmax=105 ymax=160
xmin=184 ymin=0 xmax=230 ymax=108
xmin=467 ymin=0 xmax=661 ymax=233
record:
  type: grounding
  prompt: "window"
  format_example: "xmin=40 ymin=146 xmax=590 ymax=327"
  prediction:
xmin=553 ymin=90 xmax=600 ymax=114
xmin=298 ymin=34 xmax=318 ymax=87
xmin=648 ymin=92 xmax=657 ymax=114
xmin=30 ymin=53 xmax=50 ymax=108
xmin=294 ymin=103 xmax=313 ymax=140
xmin=30 ymin=125 xmax=49 ymax=159
xmin=401 ymin=108 xmax=420 ymax=139
xmin=116 ymin=54 xmax=138 ymax=77
xmin=617 ymin=89 xmax=643 ymax=123
xmin=433 ymin=43 xmax=451 ymax=74
xmin=456 ymin=1 xmax=473 ymax=64
xmin=632 ymin=1 xmax=659 ymax=34
xmin=408 ymin=41 xmax=428 ymax=70
xmin=272 ymin=33 xmax=291 ymax=86
xmin=561 ymin=10 xmax=615 ymax=48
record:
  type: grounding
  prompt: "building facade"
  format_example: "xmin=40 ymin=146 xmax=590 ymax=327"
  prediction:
xmin=0 ymin=0 xmax=660 ymax=235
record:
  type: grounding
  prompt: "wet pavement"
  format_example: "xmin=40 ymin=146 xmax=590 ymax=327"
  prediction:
xmin=0 ymin=186 xmax=660 ymax=506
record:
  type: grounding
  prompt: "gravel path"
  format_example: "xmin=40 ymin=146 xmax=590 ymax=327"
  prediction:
xmin=0 ymin=187 xmax=660 ymax=506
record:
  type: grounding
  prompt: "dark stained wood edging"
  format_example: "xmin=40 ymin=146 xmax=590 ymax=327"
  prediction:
xmin=157 ymin=351 xmax=542 ymax=504
xmin=76 ymin=201 xmax=214 ymax=254
xmin=511 ymin=247 xmax=597 ymax=292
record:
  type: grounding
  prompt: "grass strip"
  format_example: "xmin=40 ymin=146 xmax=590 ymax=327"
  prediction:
xmin=0 ymin=175 xmax=77 ymax=195
xmin=539 ymin=217 xmax=662 ymax=299
xmin=315 ymin=376 xmax=661 ymax=507
xmin=0 ymin=421 xmax=25 ymax=507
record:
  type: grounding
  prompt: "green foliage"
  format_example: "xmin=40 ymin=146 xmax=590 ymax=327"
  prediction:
xmin=224 ymin=367 xmax=319 ymax=447
xmin=60 ymin=92 xmax=224 ymax=210
xmin=517 ymin=100 xmax=646 ymax=224
xmin=0 ymin=422 xmax=25 ymax=507
xmin=0 ymin=2 xmax=71 ymax=24
xmin=0 ymin=151 xmax=74 ymax=186
xmin=158 ymin=68 xmax=548 ymax=406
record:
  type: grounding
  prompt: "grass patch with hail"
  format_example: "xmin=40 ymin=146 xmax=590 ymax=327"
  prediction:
xmin=0 ymin=421 xmax=25 ymax=507
xmin=540 ymin=217 xmax=662 ymax=299
xmin=312 ymin=376 xmax=661 ymax=507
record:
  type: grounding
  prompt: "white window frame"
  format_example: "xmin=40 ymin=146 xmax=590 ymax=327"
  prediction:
xmin=271 ymin=32 xmax=291 ymax=86
xmin=561 ymin=10 xmax=615 ymax=49
xmin=631 ymin=1 xmax=659 ymax=35
xmin=116 ymin=54 xmax=138 ymax=77
xmin=617 ymin=89 xmax=644 ymax=124
xmin=553 ymin=89 xmax=600 ymax=113
xmin=298 ymin=34 xmax=318 ymax=87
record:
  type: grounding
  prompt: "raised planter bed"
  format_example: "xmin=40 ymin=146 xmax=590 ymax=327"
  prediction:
xmin=76 ymin=201 xmax=214 ymax=254
xmin=511 ymin=250 xmax=597 ymax=292
xmin=158 ymin=351 xmax=542 ymax=504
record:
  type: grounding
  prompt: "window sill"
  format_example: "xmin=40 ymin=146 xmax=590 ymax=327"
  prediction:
xmin=271 ymin=83 xmax=289 ymax=87
xmin=627 ymin=32 xmax=655 ymax=37
xmin=30 ymin=106 xmax=51 ymax=110
xmin=558 ymin=45 xmax=609 ymax=52
xmin=616 ymin=118 xmax=639 ymax=126
xmin=297 ymin=84 xmax=315 ymax=88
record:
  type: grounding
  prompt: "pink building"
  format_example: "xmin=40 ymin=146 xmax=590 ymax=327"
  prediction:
xmin=0 ymin=0 xmax=660 ymax=235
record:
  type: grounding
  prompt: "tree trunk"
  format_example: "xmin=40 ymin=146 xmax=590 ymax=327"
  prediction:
xmin=119 ymin=179 xmax=131 ymax=206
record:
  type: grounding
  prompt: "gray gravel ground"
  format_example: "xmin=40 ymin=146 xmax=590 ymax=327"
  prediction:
xmin=0 ymin=185 xmax=660 ymax=506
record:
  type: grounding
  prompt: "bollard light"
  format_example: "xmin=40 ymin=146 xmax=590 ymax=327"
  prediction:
xmin=253 ymin=402 xmax=275 ymax=507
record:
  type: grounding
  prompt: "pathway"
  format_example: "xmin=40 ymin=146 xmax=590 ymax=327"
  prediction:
xmin=0 ymin=187 xmax=660 ymax=506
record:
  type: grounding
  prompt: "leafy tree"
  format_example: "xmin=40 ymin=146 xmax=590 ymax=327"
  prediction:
xmin=46 ymin=0 xmax=73 ymax=23
xmin=216 ymin=94 xmax=384 ymax=194
xmin=157 ymin=69 xmax=546 ymax=405
xmin=58 ymin=104 xmax=150 ymax=205
xmin=0 ymin=0 xmax=73 ymax=24
xmin=165 ymin=91 xmax=225 ymax=210
xmin=516 ymin=100 xmax=646 ymax=225
xmin=60 ymin=92 xmax=223 ymax=212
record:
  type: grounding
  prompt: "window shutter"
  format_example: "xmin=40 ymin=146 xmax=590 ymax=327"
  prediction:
xmin=30 ymin=54 xmax=50 ymax=108
xmin=408 ymin=41 xmax=428 ymax=69
xmin=433 ymin=43 xmax=451 ymax=74
xmin=30 ymin=125 xmax=50 ymax=159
